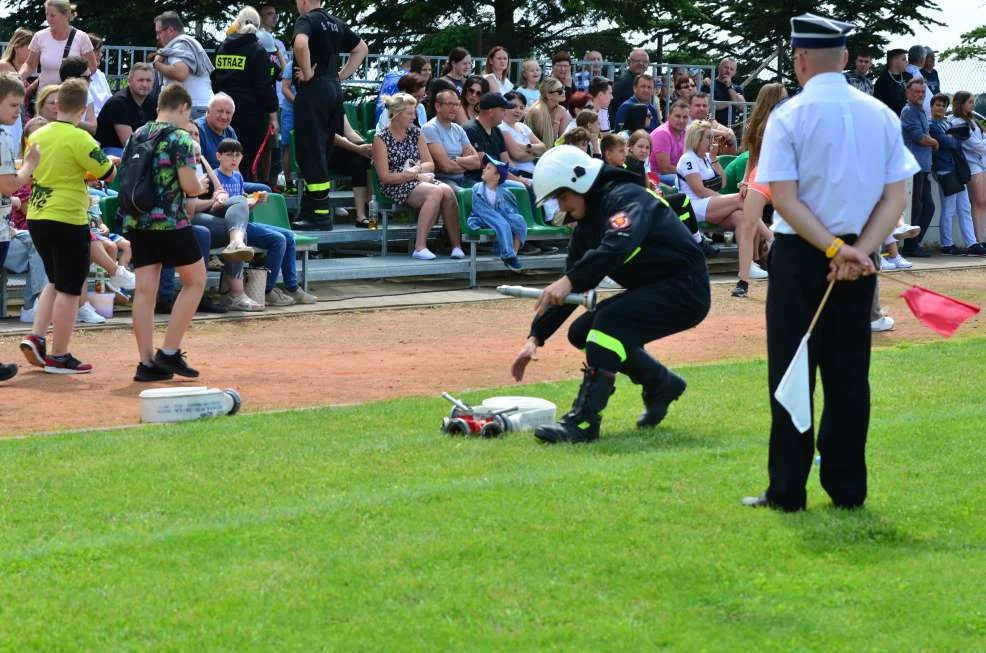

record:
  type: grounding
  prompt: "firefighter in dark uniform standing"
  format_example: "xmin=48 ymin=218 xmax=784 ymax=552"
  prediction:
xmin=511 ymin=145 xmax=711 ymax=444
xmin=292 ymin=0 xmax=368 ymax=226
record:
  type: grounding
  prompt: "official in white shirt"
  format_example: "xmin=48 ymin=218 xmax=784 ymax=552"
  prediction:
xmin=742 ymin=13 xmax=919 ymax=512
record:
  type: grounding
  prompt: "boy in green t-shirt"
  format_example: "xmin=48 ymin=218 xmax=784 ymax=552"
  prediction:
xmin=19 ymin=79 xmax=116 ymax=374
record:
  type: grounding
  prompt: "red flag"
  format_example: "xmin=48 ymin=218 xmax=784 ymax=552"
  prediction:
xmin=900 ymin=285 xmax=980 ymax=337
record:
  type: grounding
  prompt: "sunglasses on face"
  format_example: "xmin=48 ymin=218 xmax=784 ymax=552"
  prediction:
xmin=550 ymin=89 xmax=564 ymax=95
xmin=467 ymin=88 xmax=482 ymax=95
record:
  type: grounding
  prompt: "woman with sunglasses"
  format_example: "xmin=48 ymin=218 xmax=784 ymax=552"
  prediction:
xmin=456 ymin=75 xmax=489 ymax=125
xmin=524 ymin=77 xmax=568 ymax=147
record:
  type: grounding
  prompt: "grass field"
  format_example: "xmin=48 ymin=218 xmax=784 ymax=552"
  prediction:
xmin=2 ymin=338 xmax=986 ymax=651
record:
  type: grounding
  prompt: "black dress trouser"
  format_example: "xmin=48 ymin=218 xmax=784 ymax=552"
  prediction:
xmin=765 ymin=234 xmax=876 ymax=510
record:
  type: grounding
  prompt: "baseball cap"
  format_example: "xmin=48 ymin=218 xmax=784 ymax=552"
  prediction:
xmin=479 ymin=92 xmax=511 ymax=110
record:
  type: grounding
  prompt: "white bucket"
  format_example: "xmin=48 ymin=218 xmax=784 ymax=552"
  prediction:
xmin=480 ymin=396 xmax=557 ymax=431
xmin=139 ymin=386 xmax=242 ymax=423
xmin=87 ymin=291 xmax=115 ymax=319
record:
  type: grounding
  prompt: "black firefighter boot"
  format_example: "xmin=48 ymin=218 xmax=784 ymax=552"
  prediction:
xmin=535 ymin=366 xmax=616 ymax=444
xmin=624 ymin=349 xmax=687 ymax=429
xmin=296 ymin=188 xmax=333 ymax=230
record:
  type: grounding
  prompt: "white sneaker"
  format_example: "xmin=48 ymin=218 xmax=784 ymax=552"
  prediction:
xmin=597 ymin=277 xmax=623 ymax=290
xmin=880 ymin=256 xmax=897 ymax=271
xmin=893 ymin=224 xmax=921 ymax=241
xmin=871 ymin=316 xmax=895 ymax=332
xmin=450 ymin=247 xmax=465 ymax=259
xmin=412 ymin=248 xmax=437 ymax=260
xmin=76 ymin=302 xmax=107 ymax=324
xmin=887 ymin=254 xmax=912 ymax=269
xmin=227 ymin=293 xmax=264 ymax=312
xmin=20 ymin=306 xmax=35 ymax=324
xmin=109 ymin=265 xmax=136 ymax=290
xmin=748 ymin=262 xmax=769 ymax=280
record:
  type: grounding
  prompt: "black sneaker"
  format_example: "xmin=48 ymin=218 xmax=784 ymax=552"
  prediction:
xmin=536 ymin=244 xmax=560 ymax=255
xmin=701 ymin=239 xmax=720 ymax=258
xmin=198 ymin=295 xmax=229 ymax=314
xmin=968 ymin=243 xmax=986 ymax=256
xmin=153 ymin=349 xmax=199 ymax=378
xmin=901 ymin=245 xmax=932 ymax=258
xmin=518 ymin=243 xmax=540 ymax=255
xmin=940 ymin=245 xmax=963 ymax=256
xmin=0 ymin=363 xmax=17 ymax=382
xmin=134 ymin=361 xmax=175 ymax=382
xmin=731 ymin=280 xmax=749 ymax=297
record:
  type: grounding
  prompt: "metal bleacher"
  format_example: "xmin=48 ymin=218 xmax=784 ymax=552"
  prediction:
xmin=285 ymin=104 xmax=569 ymax=285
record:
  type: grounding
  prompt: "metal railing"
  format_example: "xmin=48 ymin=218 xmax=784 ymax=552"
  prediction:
xmin=1 ymin=42 xmax=754 ymax=130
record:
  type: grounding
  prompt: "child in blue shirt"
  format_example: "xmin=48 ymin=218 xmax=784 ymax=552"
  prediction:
xmin=468 ymin=154 xmax=527 ymax=271
xmin=214 ymin=137 xmax=317 ymax=307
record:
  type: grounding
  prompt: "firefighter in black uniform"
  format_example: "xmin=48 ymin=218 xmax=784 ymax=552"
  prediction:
xmin=511 ymin=145 xmax=711 ymax=443
xmin=292 ymin=0 xmax=368 ymax=226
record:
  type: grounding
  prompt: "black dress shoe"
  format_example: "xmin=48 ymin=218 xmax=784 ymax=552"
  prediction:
xmin=901 ymin=246 xmax=932 ymax=258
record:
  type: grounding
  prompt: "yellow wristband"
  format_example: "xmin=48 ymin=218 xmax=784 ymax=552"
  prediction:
xmin=825 ymin=237 xmax=845 ymax=259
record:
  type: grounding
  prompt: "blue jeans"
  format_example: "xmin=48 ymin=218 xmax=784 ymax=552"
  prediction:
xmin=659 ymin=173 xmax=678 ymax=189
xmin=939 ymin=182 xmax=975 ymax=248
xmin=467 ymin=212 xmax=527 ymax=258
xmin=243 ymin=182 xmax=272 ymax=194
xmin=2 ymin=231 xmax=48 ymax=310
xmin=246 ymin=223 xmax=297 ymax=292
xmin=158 ymin=225 xmax=211 ymax=302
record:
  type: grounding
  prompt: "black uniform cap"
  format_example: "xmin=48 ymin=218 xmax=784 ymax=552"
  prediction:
xmin=790 ymin=13 xmax=854 ymax=49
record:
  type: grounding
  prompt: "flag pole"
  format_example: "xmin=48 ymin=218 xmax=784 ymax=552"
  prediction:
xmin=877 ymin=271 xmax=918 ymax=288
xmin=807 ymin=279 xmax=836 ymax=335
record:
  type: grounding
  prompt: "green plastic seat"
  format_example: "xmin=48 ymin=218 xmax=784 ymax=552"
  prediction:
xmin=508 ymin=186 xmax=569 ymax=237
xmin=456 ymin=187 xmax=495 ymax=238
xmin=250 ymin=194 xmax=318 ymax=247
xmin=98 ymin=195 xmax=121 ymax=233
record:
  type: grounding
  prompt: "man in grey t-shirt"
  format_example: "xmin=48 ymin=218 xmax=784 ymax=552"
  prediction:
xmin=422 ymin=88 xmax=482 ymax=188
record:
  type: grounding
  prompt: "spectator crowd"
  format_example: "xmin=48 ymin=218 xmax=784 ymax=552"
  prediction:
xmin=2 ymin=1 xmax=985 ymax=377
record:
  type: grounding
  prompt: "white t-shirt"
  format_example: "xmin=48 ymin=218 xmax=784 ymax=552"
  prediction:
xmin=498 ymin=121 xmax=536 ymax=173
xmin=89 ymin=70 xmax=113 ymax=116
xmin=163 ymin=48 xmax=213 ymax=109
xmin=485 ymin=74 xmax=514 ymax=96
xmin=676 ymin=150 xmax=716 ymax=204
xmin=483 ymin=185 xmax=498 ymax=204
xmin=0 ymin=126 xmax=16 ymax=241
xmin=29 ymin=28 xmax=95 ymax=91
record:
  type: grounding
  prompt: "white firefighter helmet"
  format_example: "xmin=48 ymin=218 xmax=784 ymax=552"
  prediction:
xmin=532 ymin=144 xmax=603 ymax=205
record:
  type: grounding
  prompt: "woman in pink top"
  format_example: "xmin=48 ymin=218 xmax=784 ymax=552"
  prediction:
xmin=732 ymin=83 xmax=786 ymax=297
xmin=18 ymin=0 xmax=97 ymax=92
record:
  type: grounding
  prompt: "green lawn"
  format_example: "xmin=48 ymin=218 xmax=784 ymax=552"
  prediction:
xmin=2 ymin=338 xmax=985 ymax=651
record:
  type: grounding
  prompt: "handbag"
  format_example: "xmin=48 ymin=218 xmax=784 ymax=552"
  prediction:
xmin=954 ymin=153 xmax=972 ymax=186
xmin=936 ymin=171 xmax=964 ymax=197
xmin=220 ymin=266 xmax=268 ymax=306
xmin=703 ymin=174 xmax=723 ymax=192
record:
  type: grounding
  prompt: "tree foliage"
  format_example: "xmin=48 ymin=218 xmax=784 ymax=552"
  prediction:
xmin=673 ymin=0 xmax=943 ymax=83
xmin=941 ymin=25 xmax=986 ymax=62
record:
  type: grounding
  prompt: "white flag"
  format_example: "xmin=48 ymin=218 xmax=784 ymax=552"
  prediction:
xmin=774 ymin=335 xmax=812 ymax=433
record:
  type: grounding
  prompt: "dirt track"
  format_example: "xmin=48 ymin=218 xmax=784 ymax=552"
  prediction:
xmin=2 ymin=269 xmax=983 ymax=436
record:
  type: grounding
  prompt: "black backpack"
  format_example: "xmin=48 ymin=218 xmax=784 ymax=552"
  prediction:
xmin=118 ymin=125 xmax=178 ymax=216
